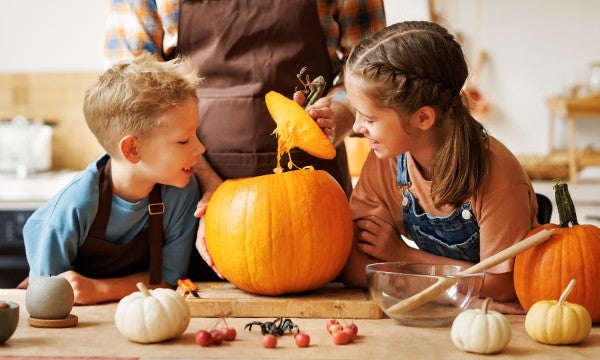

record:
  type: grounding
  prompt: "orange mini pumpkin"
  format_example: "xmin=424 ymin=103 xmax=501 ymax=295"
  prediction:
xmin=204 ymin=90 xmax=353 ymax=296
xmin=514 ymin=180 xmax=600 ymax=323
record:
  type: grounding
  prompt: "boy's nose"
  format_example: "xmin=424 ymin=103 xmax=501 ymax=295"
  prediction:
xmin=194 ymin=136 xmax=206 ymax=156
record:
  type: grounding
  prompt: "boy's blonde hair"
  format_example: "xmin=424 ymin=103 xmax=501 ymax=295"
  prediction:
xmin=83 ymin=52 xmax=202 ymax=156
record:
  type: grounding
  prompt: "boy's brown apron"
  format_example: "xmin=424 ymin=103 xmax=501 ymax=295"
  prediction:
xmin=178 ymin=0 xmax=352 ymax=281
xmin=72 ymin=159 xmax=165 ymax=285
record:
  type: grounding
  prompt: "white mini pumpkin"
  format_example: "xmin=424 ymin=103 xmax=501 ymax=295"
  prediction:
xmin=451 ymin=297 xmax=512 ymax=354
xmin=115 ymin=282 xmax=190 ymax=344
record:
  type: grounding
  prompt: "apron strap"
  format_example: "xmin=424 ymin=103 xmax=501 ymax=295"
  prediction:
xmin=147 ymin=185 xmax=164 ymax=285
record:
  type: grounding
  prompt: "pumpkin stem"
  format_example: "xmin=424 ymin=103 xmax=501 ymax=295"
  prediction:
xmin=136 ymin=282 xmax=152 ymax=297
xmin=554 ymin=180 xmax=579 ymax=228
xmin=558 ymin=279 xmax=576 ymax=306
xmin=296 ymin=67 xmax=327 ymax=109
xmin=481 ymin=297 xmax=492 ymax=314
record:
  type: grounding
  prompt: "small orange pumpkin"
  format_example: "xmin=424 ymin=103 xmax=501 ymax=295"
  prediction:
xmin=514 ymin=180 xmax=600 ymax=323
xmin=204 ymin=91 xmax=353 ymax=296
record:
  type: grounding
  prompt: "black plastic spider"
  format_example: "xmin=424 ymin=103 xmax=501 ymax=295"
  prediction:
xmin=244 ymin=317 xmax=300 ymax=336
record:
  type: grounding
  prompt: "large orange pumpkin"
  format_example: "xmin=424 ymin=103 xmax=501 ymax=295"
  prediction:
xmin=205 ymin=169 xmax=353 ymax=295
xmin=204 ymin=90 xmax=353 ymax=296
xmin=514 ymin=180 xmax=600 ymax=323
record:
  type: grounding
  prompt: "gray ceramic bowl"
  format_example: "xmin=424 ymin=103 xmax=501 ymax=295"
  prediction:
xmin=0 ymin=301 xmax=19 ymax=343
xmin=366 ymin=262 xmax=485 ymax=327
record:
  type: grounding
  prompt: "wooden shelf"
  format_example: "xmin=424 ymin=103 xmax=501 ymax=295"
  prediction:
xmin=546 ymin=94 xmax=600 ymax=183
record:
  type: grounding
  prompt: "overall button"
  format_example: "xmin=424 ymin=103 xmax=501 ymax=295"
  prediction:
xmin=461 ymin=209 xmax=472 ymax=220
xmin=402 ymin=196 xmax=409 ymax=207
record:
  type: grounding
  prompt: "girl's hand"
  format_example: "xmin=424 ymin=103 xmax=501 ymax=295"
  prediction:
xmin=355 ymin=216 xmax=408 ymax=261
xmin=293 ymin=91 xmax=336 ymax=143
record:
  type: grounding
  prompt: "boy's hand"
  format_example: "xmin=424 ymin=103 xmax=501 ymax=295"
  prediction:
xmin=194 ymin=188 xmax=223 ymax=279
xmin=194 ymin=216 xmax=222 ymax=279
xmin=60 ymin=270 xmax=99 ymax=305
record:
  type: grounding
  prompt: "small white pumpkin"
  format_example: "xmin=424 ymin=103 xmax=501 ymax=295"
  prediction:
xmin=115 ymin=282 xmax=190 ymax=344
xmin=524 ymin=279 xmax=592 ymax=345
xmin=451 ymin=297 xmax=512 ymax=354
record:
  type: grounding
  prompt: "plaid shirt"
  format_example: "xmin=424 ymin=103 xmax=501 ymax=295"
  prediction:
xmin=105 ymin=0 xmax=386 ymax=71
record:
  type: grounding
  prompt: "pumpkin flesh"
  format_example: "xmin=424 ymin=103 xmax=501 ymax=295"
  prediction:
xmin=266 ymin=90 xmax=336 ymax=166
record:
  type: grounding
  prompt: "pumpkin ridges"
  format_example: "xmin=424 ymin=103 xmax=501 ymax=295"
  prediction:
xmin=514 ymin=222 xmax=600 ymax=323
xmin=315 ymin=171 xmax=353 ymax=280
xmin=115 ymin=285 xmax=189 ymax=343
xmin=272 ymin=174 xmax=293 ymax=294
xmin=253 ymin=176 xmax=275 ymax=294
xmin=205 ymin=169 xmax=353 ymax=296
xmin=290 ymin=171 xmax=314 ymax=291
xmin=302 ymin=171 xmax=327 ymax=289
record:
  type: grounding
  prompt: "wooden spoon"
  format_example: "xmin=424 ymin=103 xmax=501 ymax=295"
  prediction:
xmin=386 ymin=228 xmax=555 ymax=315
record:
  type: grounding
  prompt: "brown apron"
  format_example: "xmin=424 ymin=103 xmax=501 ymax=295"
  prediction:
xmin=72 ymin=158 xmax=165 ymax=285
xmin=177 ymin=0 xmax=352 ymax=281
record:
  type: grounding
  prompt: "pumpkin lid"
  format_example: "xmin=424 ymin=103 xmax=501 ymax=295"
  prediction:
xmin=266 ymin=91 xmax=336 ymax=161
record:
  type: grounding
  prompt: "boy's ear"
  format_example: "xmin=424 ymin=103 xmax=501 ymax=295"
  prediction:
xmin=414 ymin=106 xmax=436 ymax=131
xmin=119 ymin=135 xmax=141 ymax=163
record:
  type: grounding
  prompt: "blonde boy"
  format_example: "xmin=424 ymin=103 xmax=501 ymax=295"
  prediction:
xmin=24 ymin=53 xmax=205 ymax=304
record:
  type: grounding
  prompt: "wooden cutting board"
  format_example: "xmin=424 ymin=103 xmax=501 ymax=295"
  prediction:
xmin=177 ymin=282 xmax=383 ymax=319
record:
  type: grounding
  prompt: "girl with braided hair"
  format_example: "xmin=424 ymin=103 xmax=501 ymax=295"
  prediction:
xmin=340 ymin=21 xmax=538 ymax=314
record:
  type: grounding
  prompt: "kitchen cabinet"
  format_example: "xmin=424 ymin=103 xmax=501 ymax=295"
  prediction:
xmin=0 ymin=171 xmax=76 ymax=287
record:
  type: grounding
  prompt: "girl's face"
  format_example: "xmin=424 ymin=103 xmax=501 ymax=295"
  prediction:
xmin=346 ymin=74 xmax=412 ymax=159
xmin=137 ymin=98 xmax=205 ymax=188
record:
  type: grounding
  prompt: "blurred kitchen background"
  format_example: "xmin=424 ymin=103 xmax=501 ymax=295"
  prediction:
xmin=1 ymin=0 xmax=599 ymax=287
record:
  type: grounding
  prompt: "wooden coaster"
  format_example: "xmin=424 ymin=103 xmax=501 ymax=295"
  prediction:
xmin=28 ymin=314 xmax=78 ymax=328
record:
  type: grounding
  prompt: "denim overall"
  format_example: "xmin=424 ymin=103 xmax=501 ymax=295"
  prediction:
xmin=397 ymin=153 xmax=480 ymax=263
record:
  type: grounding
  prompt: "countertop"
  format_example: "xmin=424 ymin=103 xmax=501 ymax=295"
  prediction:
xmin=1 ymin=289 xmax=598 ymax=359
xmin=0 ymin=170 xmax=77 ymax=207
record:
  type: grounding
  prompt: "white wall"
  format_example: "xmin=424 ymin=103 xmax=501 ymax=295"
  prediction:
xmin=384 ymin=0 xmax=600 ymax=156
xmin=0 ymin=1 xmax=108 ymax=72
xmin=1 ymin=0 xmax=599 ymax=156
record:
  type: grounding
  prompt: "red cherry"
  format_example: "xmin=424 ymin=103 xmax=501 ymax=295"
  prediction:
xmin=294 ymin=332 xmax=310 ymax=347
xmin=222 ymin=327 xmax=237 ymax=341
xmin=343 ymin=327 xmax=356 ymax=343
xmin=210 ymin=329 xmax=224 ymax=346
xmin=195 ymin=330 xmax=213 ymax=347
xmin=328 ymin=323 xmax=343 ymax=334
xmin=262 ymin=334 xmax=277 ymax=348
xmin=326 ymin=319 xmax=339 ymax=330
xmin=332 ymin=330 xmax=350 ymax=345
xmin=345 ymin=323 xmax=358 ymax=335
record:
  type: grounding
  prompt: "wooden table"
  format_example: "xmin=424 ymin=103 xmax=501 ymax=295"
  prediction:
xmin=1 ymin=289 xmax=599 ymax=359
xmin=546 ymin=94 xmax=600 ymax=183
